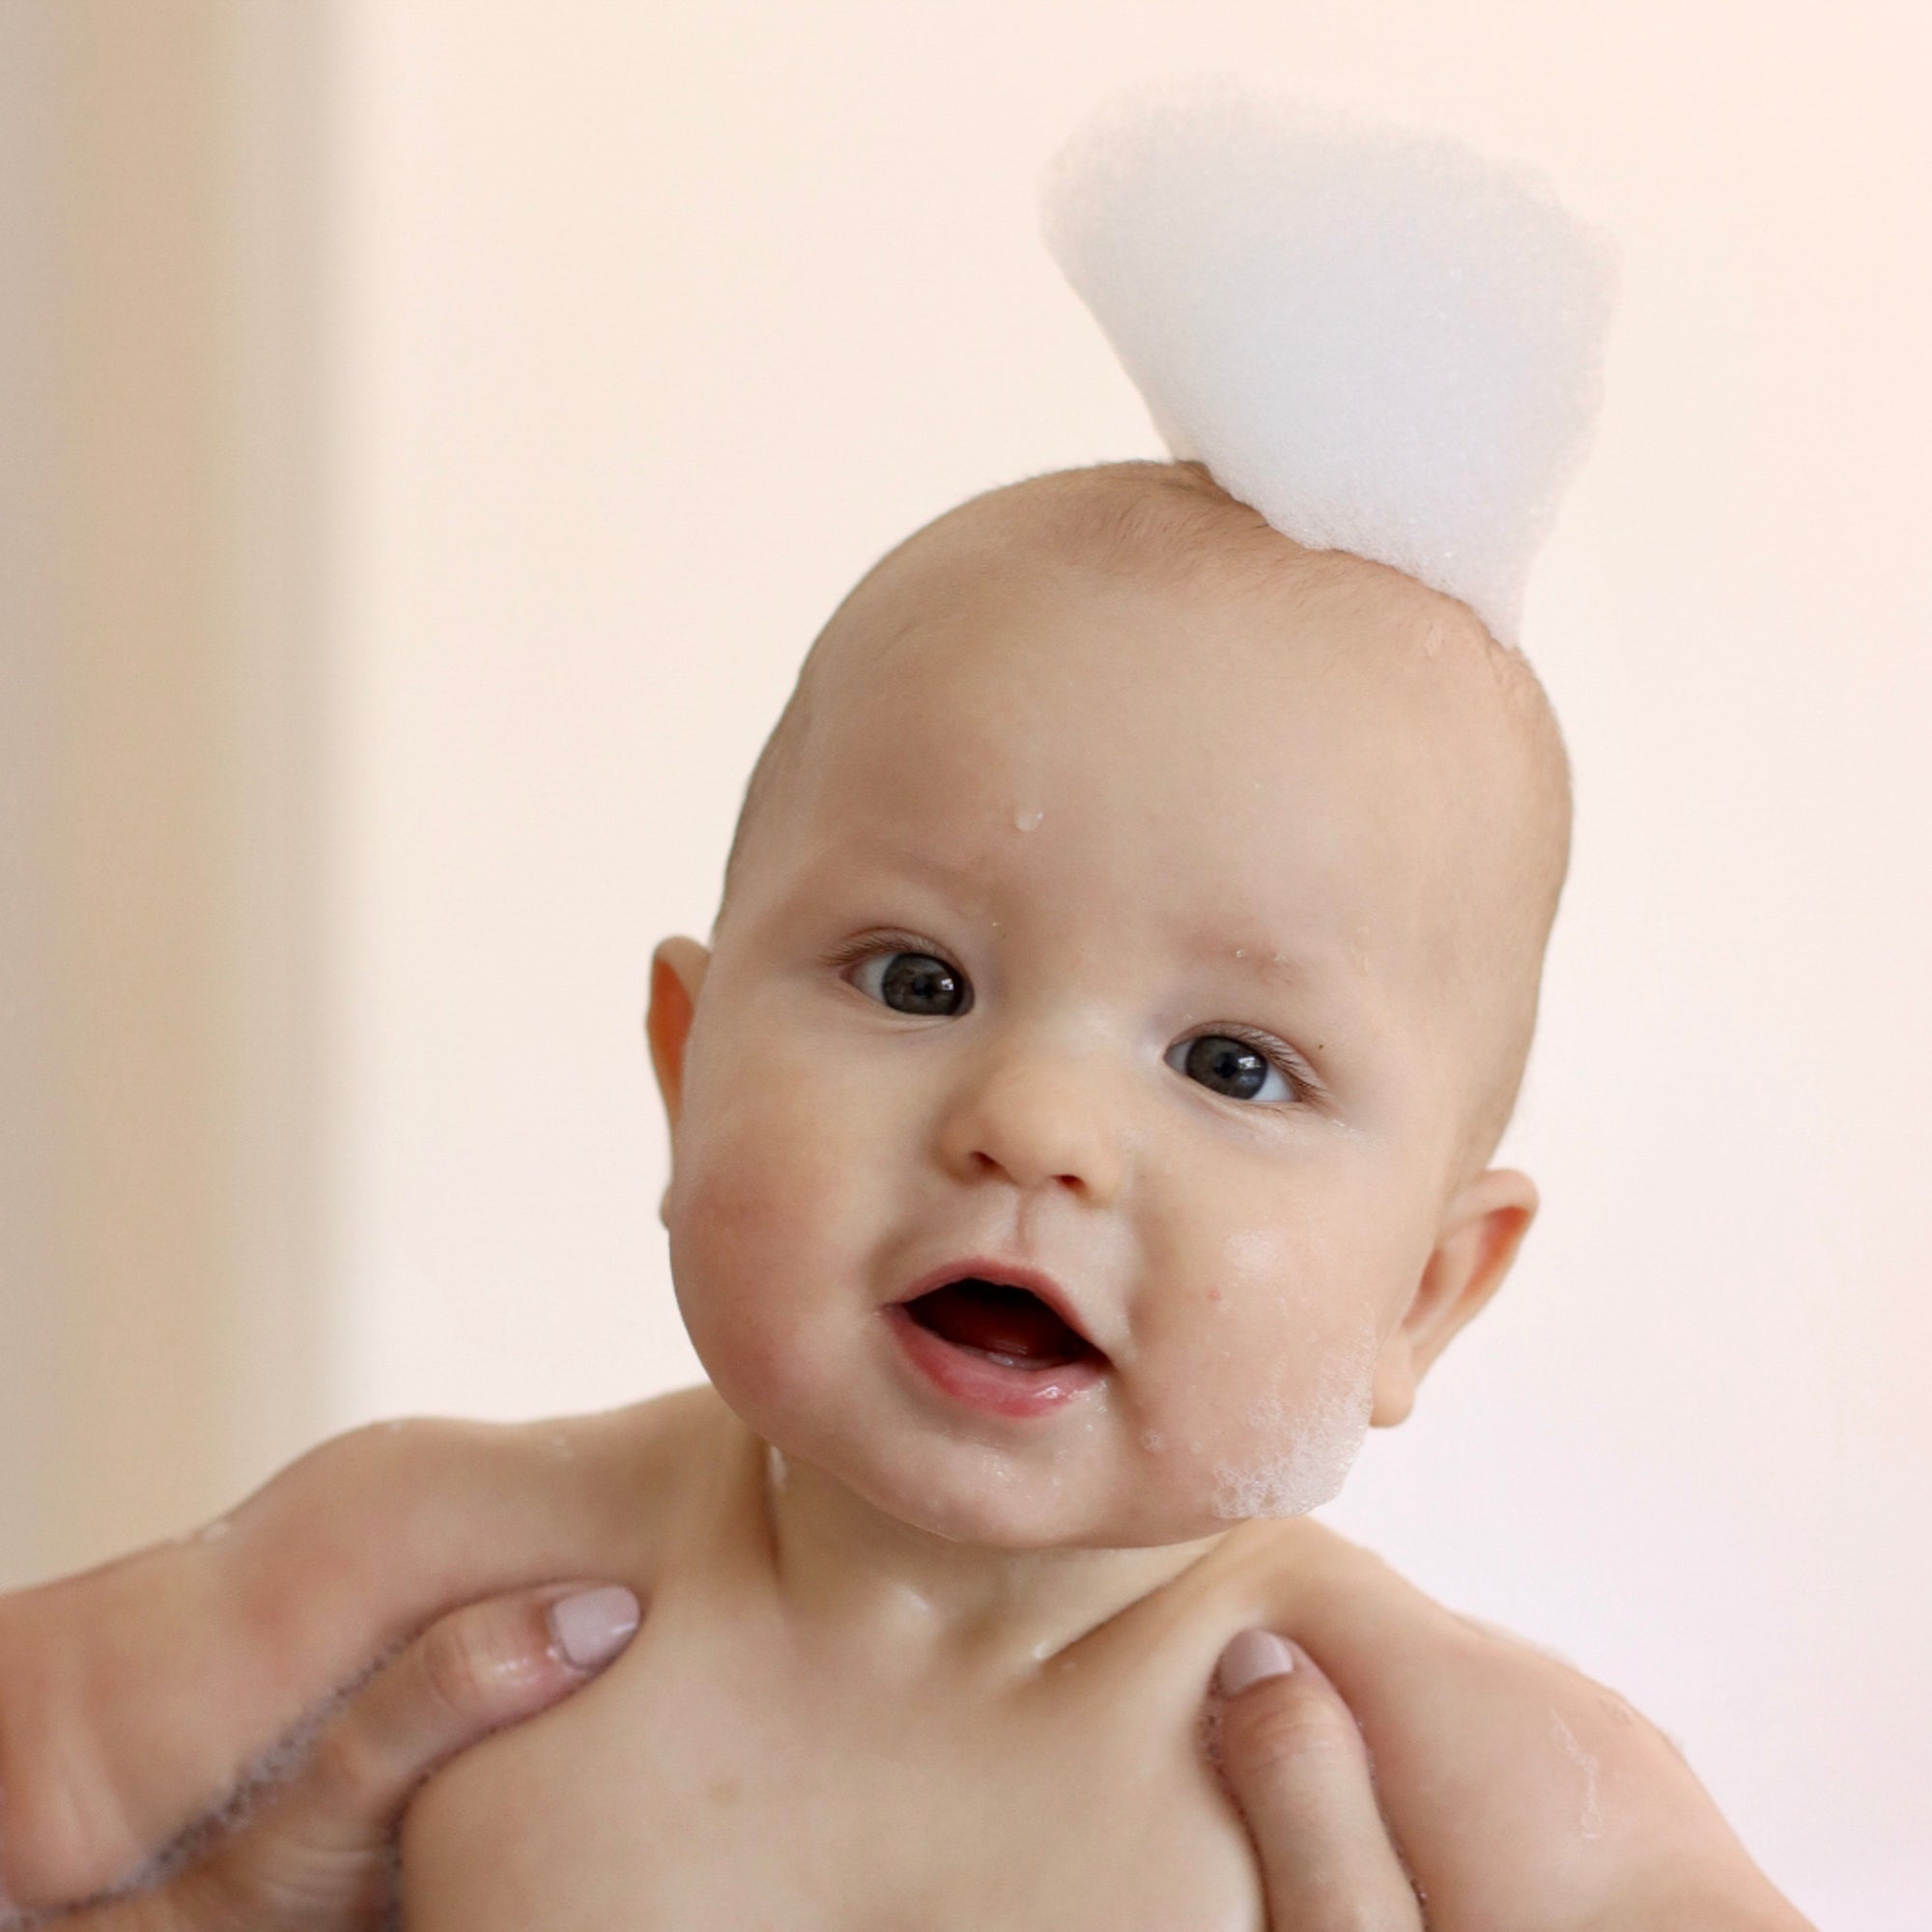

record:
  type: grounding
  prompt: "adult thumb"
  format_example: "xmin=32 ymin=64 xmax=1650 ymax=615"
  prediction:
xmin=1214 ymin=1630 xmax=1423 ymax=1932
xmin=133 ymin=1583 xmax=640 ymax=1932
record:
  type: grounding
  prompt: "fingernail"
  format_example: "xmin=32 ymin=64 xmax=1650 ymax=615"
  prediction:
xmin=549 ymin=1585 xmax=641 ymax=1671
xmin=1217 ymin=1629 xmax=1296 ymax=1698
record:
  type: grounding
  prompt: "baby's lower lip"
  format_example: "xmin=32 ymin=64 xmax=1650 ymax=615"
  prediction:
xmin=883 ymin=1304 xmax=1106 ymax=1419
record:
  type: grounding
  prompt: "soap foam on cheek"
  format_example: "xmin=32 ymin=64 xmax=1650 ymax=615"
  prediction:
xmin=1208 ymin=1315 xmax=1378 ymax=1519
xmin=1219 ymin=1227 xmax=1289 ymax=1279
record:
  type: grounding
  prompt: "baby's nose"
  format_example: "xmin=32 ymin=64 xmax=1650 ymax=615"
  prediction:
xmin=936 ymin=1038 xmax=1126 ymax=1204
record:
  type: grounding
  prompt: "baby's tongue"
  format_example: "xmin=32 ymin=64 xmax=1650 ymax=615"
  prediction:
xmin=908 ymin=1280 xmax=1087 ymax=1367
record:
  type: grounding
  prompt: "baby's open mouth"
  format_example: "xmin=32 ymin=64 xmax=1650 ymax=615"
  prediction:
xmin=900 ymin=1278 xmax=1102 ymax=1372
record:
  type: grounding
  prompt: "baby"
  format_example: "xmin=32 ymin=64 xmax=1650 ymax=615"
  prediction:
xmin=389 ymin=455 xmax=1594 ymax=1929
xmin=377 ymin=91 xmax=1761 ymax=1928
xmin=7 ymin=83 xmax=1804 ymax=1932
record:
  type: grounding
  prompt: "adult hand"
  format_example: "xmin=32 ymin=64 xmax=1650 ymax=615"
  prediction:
xmin=0 ymin=1413 xmax=657 ymax=1919
xmin=1213 ymin=1590 xmax=1815 ymax=1932
xmin=50 ymin=1582 xmax=639 ymax=1931
xmin=1214 ymin=1629 xmax=1421 ymax=1931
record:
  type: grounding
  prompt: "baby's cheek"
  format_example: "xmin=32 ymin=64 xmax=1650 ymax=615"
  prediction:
xmin=665 ymin=1060 xmax=886 ymax=1401
xmin=1135 ymin=1213 xmax=1384 ymax=1522
xmin=1199 ymin=1309 xmax=1379 ymax=1518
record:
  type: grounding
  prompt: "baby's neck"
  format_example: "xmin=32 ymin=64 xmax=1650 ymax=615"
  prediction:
xmin=760 ymin=1443 xmax=1228 ymax=1686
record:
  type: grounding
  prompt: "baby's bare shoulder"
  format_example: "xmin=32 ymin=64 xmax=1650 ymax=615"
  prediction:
xmin=242 ymin=1384 xmax=724 ymax=1625
xmin=1229 ymin=1521 xmax=1806 ymax=1930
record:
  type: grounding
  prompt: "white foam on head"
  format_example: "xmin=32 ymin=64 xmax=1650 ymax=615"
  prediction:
xmin=1041 ymin=77 xmax=1617 ymax=644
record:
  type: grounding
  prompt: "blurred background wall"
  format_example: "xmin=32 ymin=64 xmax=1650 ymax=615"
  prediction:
xmin=0 ymin=1 xmax=328 ymax=1585
xmin=3 ymin=2 xmax=1927 ymax=1921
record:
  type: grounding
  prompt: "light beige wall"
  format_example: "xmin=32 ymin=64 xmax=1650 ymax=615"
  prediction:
xmin=0 ymin=1 xmax=328 ymax=1587
xmin=0 ymin=0 xmax=62 ymax=1583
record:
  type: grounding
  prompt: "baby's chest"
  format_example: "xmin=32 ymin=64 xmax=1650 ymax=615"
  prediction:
xmin=403 ymin=1625 xmax=1264 ymax=1932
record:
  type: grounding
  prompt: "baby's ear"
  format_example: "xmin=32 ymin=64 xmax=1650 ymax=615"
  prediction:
xmin=645 ymin=937 xmax=711 ymax=1134
xmin=1370 ymin=1168 xmax=1538 ymax=1427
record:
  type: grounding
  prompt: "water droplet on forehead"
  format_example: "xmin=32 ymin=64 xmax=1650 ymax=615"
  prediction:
xmin=1013 ymin=805 xmax=1044 ymax=833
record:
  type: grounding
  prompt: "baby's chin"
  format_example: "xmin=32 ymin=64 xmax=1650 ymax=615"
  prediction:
xmin=830 ymin=1387 xmax=1378 ymax=1550
xmin=708 ymin=1336 xmax=1374 ymax=1550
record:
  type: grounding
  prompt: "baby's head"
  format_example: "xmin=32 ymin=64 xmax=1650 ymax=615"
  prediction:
xmin=648 ymin=462 xmax=1570 ymax=1549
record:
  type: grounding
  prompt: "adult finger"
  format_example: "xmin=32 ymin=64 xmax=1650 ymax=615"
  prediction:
xmin=0 ymin=1414 xmax=629 ymax=1909
xmin=89 ymin=1583 xmax=640 ymax=1932
xmin=1215 ymin=1629 xmax=1424 ymax=1932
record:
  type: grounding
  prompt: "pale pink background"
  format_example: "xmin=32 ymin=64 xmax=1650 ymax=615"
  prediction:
xmin=7 ymin=3 xmax=1928 ymax=1923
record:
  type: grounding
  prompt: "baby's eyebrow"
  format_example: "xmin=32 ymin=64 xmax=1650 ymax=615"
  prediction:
xmin=808 ymin=835 xmax=1001 ymax=902
xmin=1183 ymin=926 xmax=1327 ymax=989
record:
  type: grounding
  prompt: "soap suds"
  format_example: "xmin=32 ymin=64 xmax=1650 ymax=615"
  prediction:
xmin=1041 ymin=75 xmax=1617 ymax=645
xmin=1208 ymin=1316 xmax=1378 ymax=1519
xmin=1548 ymin=1707 xmax=1605 ymax=1839
xmin=1219 ymin=1228 xmax=1287 ymax=1282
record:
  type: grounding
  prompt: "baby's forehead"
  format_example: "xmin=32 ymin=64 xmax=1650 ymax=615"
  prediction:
xmin=795 ymin=543 xmax=1515 ymax=963
xmin=750 ymin=462 xmax=1568 ymax=923
xmin=815 ymin=485 xmax=1512 ymax=790
xmin=724 ymin=467 xmax=1571 ymax=1167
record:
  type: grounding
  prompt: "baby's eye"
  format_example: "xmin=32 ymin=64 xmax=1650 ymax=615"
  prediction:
xmin=1167 ymin=1033 xmax=1295 ymax=1104
xmin=852 ymin=951 xmax=972 ymax=1017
